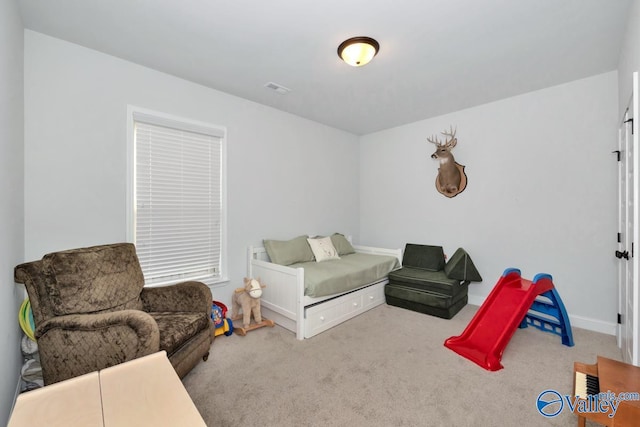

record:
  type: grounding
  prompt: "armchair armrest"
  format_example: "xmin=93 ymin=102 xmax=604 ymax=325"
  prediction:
xmin=140 ymin=281 xmax=212 ymax=316
xmin=35 ymin=310 xmax=160 ymax=384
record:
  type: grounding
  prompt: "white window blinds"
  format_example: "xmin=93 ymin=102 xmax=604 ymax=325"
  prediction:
xmin=132 ymin=111 xmax=225 ymax=286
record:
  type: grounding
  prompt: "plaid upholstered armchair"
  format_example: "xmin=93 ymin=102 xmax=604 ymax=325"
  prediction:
xmin=14 ymin=243 xmax=214 ymax=385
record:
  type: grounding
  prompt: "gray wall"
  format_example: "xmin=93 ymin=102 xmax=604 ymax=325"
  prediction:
xmin=23 ymin=31 xmax=360 ymax=309
xmin=0 ymin=0 xmax=25 ymax=424
xmin=359 ymin=72 xmax=619 ymax=334
xmin=618 ymin=0 xmax=640 ymax=118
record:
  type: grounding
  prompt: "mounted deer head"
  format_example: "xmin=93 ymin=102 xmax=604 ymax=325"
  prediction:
xmin=427 ymin=126 xmax=467 ymax=197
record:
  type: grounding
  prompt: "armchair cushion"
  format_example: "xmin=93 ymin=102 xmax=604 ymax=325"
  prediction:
xmin=42 ymin=244 xmax=144 ymax=315
xmin=150 ymin=312 xmax=211 ymax=356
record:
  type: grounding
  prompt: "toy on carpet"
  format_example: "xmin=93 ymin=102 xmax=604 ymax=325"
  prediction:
xmin=444 ymin=268 xmax=573 ymax=371
xmin=211 ymin=301 xmax=233 ymax=337
xmin=231 ymin=277 xmax=274 ymax=336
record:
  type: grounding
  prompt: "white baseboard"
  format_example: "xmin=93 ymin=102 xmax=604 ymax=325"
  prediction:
xmin=568 ymin=314 xmax=617 ymax=335
xmin=467 ymin=294 xmax=617 ymax=336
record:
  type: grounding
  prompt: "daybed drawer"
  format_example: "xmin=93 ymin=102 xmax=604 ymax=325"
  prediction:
xmin=362 ymin=282 xmax=385 ymax=308
xmin=304 ymin=282 xmax=387 ymax=338
xmin=305 ymin=294 xmax=362 ymax=337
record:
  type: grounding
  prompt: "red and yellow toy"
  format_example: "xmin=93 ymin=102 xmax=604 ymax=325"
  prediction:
xmin=212 ymin=301 xmax=233 ymax=337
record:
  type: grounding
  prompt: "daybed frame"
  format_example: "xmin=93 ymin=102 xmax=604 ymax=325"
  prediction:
xmin=247 ymin=244 xmax=402 ymax=340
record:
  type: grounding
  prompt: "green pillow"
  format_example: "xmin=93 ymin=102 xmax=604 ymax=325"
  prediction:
xmin=444 ymin=247 xmax=482 ymax=282
xmin=263 ymin=235 xmax=315 ymax=266
xmin=331 ymin=233 xmax=356 ymax=256
xmin=402 ymin=244 xmax=445 ymax=271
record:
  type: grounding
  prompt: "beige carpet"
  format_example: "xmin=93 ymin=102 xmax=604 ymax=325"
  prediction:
xmin=183 ymin=303 xmax=621 ymax=427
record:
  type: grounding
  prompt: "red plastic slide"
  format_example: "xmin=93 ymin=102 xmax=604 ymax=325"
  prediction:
xmin=444 ymin=268 xmax=554 ymax=371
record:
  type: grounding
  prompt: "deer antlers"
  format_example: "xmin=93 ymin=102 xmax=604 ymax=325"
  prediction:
xmin=427 ymin=125 xmax=457 ymax=149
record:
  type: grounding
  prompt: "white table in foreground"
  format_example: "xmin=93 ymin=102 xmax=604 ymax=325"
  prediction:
xmin=100 ymin=351 xmax=206 ymax=427
xmin=8 ymin=351 xmax=206 ymax=427
xmin=8 ymin=371 xmax=103 ymax=427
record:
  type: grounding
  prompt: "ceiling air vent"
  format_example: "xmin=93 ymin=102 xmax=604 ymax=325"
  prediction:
xmin=264 ymin=82 xmax=291 ymax=94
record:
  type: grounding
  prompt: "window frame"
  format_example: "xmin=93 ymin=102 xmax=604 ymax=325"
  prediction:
xmin=126 ymin=105 xmax=228 ymax=287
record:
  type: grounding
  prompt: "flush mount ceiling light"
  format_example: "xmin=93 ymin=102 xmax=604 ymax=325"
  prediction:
xmin=337 ymin=36 xmax=379 ymax=67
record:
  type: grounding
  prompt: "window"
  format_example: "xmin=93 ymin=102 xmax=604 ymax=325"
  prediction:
xmin=127 ymin=106 xmax=227 ymax=286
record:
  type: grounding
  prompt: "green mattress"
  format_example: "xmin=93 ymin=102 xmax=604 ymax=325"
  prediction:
xmin=289 ymin=253 xmax=400 ymax=298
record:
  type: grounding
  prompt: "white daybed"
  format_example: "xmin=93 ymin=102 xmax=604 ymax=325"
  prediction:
xmin=247 ymin=236 xmax=402 ymax=340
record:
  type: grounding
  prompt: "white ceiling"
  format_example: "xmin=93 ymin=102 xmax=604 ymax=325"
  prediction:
xmin=18 ymin=0 xmax=632 ymax=135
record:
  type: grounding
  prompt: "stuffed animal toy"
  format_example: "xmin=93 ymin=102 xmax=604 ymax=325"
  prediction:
xmin=232 ymin=277 xmax=266 ymax=329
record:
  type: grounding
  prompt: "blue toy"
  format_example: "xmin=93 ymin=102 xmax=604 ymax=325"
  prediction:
xmin=212 ymin=301 xmax=233 ymax=337
xmin=518 ymin=285 xmax=574 ymax=347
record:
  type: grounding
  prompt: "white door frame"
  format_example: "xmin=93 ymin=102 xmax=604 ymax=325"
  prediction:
xmin=618 ymin=71 xmax=639 ymax=366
